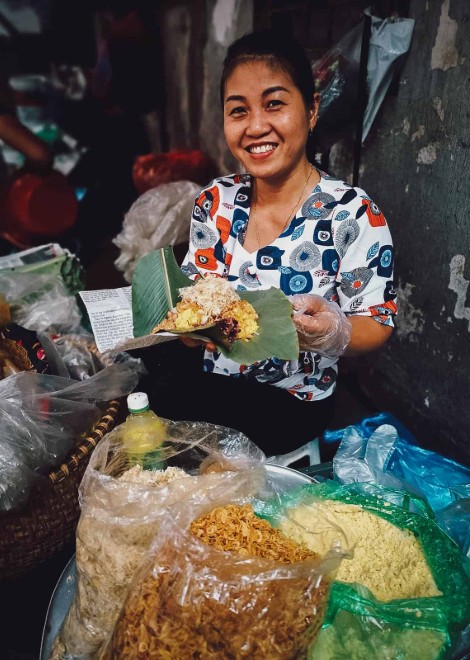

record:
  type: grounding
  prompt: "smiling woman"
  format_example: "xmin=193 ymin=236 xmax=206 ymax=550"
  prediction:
xmin=159 ymin=29 xmax=398 ymax=458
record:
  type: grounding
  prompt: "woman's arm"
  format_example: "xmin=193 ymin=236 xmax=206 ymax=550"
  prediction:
xmin=291 ymin=294 xmax=393 ymax=358
xmin=344 ymin=315 xmax=393 ymax=357
xmin=0 ymin=114 xmax=53 ymax=171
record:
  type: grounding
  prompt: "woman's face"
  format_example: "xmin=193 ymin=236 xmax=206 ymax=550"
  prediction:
xmin=223 ymin=60 xmax=317 ymax=183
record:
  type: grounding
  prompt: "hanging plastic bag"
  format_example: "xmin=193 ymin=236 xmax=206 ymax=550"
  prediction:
xmin=51 ymin=421 xmax=266 ymax=659
xmin=98 ymin=482 xmax=342 ymax=659
xmin=312 ymin=8 xmax=415 ymax=141
xmin=363 ymin=9 xmax=415 ymax=139
xmin=113 ymin=180 xmax=201 ymax=283
xmin=312 ymin=22 xmax=363 ymax=131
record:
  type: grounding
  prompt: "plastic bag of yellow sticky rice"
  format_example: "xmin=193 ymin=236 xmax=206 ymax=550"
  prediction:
xmin=256 ymin=481 xmax=470 ymax=659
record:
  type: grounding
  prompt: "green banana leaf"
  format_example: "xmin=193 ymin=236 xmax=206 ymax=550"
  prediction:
xmin=132 ymin=246 xmax=193 ymax=337
xmin=132 ymin=247 xmax=299 ymax=363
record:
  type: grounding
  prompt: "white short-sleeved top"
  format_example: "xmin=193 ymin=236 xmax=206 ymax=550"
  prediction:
xmin=181 ymin=171 xmax=397 ymax=401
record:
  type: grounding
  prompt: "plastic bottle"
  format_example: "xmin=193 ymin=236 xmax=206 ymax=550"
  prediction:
xmin=122 ymin=392 xmax=166 ymax=469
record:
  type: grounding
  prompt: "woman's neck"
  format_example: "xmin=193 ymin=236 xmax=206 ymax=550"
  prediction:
xmin=252 ymin=160 xmax=317 ymax=208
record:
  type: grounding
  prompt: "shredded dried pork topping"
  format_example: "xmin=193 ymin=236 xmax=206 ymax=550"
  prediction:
xmin=177 ymin=275 xmax=240 ymax=318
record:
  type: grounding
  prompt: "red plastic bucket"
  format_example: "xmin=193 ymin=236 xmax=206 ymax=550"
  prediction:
xmin=0 ymin=170 xmax=78 ymax=248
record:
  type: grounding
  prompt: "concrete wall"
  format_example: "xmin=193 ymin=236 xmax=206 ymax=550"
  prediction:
xmin=352 ymin=0 xmax=470 ymax=463
xmin=159 ymin=0 xmax=253 ymax=174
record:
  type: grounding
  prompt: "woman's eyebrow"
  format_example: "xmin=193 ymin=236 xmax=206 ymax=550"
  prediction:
xmin=262 ymin=85 xmax=290 ymax=96
xmin=224 ymin=86 xmax=290 ymax=105
xmin=225 ymin=94 xmax=246 ymax=105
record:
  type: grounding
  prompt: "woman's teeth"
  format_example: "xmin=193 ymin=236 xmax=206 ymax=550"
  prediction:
xmin=249 ymin=144 xmax=276 ymax=154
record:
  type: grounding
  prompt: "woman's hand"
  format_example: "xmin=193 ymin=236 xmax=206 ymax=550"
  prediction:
xmin=180 ymin=336 xmax=217 ymax=352
xmin=290 ymin=294 xmax=352 ymax=358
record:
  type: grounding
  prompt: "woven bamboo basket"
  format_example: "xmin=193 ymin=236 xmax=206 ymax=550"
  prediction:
xmin=0 ymin=397 xmax=121 ymax=581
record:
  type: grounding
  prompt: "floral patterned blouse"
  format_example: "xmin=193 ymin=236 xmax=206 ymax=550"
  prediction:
xmin=181 ymin=170 xmax=397 ymax=401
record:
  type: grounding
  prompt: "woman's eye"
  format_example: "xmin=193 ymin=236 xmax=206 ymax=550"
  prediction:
xmin=267 ymin=99 xmax=284 ymax=109
xmin=229 ymin=106 xmax=246 ymax=116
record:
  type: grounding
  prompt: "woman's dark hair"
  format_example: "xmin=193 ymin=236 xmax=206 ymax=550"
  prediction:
xmin=220 ymin=30 xmax=315 ymax=109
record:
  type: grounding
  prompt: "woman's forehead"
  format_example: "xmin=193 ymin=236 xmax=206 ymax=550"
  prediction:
xmin=224 ymin=60 xmax=295 ymax=96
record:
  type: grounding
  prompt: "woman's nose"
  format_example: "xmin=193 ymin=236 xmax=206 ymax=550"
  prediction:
xmin=245 ymin=109 xmax=271 ymax=137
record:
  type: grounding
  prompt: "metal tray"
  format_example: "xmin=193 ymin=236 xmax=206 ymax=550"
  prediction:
xmin=40 ymin=464 xmax=314 ymax=659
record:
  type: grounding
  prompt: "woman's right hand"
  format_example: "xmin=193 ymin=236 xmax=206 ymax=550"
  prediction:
xmin=180 ymin=336 xmax=217 ymax=352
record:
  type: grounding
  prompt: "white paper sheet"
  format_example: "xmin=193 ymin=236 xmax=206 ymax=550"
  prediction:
xmin=79 ymin=287 xmax=177 ymax=354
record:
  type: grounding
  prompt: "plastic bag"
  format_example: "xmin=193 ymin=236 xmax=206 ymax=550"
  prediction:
xmin=52 ymin=420 xmax=266 ymax=658
xmin=264 ymin=481 xmax=470 ymax=657
xmin=313 ymin=22 xmax=363 ymax=129
xmin=132 ymin=149 xmax=216 ymax=194
xmin=312 ymin=9 xmax=415 ymax=141
xmin=310 ymin=583 xmax=451 ymax=660
xmin=113 ymin=180 xmax=201 ymax=283
xmin=0 ymin=272 xmax=82 ymax=333
xmin=0 ymin=364 xmax=142 ymax=512
xmin=281 ymin=482 xmax=469 ymax=614
xmin=99 ymin=482 xmax=342 ymax=659
xmin=38 ymin=330 xmax=144 ymax=381
xmin=435 ymin=498 xmax=470 ymax=577
xmin=333 ymin=413 xmax=470 ymax=513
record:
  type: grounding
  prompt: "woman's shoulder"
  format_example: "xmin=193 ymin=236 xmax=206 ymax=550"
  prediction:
xmin=199 ymin=173 xmax=252 ymax=192
xmin=192 ymin=173 xmax=252 ymax=222
xmin=318 ymin=170 xmax=385 ymax=217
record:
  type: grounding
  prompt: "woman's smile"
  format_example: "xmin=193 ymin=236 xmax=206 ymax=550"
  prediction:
xmin=246 ymin=142 xmax=278 ymax=158
xmin=223 ymin=60 xmax=314 ymax=182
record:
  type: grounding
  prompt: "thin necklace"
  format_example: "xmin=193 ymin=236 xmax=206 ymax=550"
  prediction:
xmin=250 ymin=165 xmax=314 ymax=250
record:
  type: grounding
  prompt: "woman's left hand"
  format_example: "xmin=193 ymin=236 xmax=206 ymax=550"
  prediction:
xmin=290 ymin=293 xmax=352 ymax=358
xmin=180 ymin=336 xmax=217 ymax=352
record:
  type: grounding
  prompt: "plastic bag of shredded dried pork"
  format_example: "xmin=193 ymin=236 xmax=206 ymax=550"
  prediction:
xmin=51 ymin=419 xmax=266 ymax=659
xmin=259 ymin=481 xmax=470 ymax=658
xmin=99 ymin=489 xmax=345 ymax=660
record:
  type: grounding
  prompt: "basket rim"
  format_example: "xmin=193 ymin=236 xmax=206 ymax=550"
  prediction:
xmin=47 ymin=398 xmax=121 ymax=484
xmin=45 ymin=335 xmax=120 ymax=483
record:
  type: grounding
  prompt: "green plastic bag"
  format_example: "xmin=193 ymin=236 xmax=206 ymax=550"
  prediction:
xmin=311 ymin=582 xmax=451 ymax=660
xmin=257 ymin=481 xmax=470 ymax=658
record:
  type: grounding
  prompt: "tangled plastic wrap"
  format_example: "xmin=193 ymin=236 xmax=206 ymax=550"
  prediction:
xmin=51 ymin=420 xmax=266 ymax=659
xmin=99 ymin=494 xmax=342 ymax=660
xmin=0 ymin=272 xmax=83 ymax=333
xmin=0 ymin=365 xmax=141 ymax=512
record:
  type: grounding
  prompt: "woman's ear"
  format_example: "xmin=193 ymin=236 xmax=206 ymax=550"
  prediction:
xmin=309 ymin=93 xmax=320 ymax=131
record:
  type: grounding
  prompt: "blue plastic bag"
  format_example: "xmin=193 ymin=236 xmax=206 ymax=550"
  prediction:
xmin=332 ymin=412 xmax=470 ymax=512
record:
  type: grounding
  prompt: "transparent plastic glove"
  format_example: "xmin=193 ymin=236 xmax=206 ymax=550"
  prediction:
xmin=290 ymin=294 xmax=352 ymax=358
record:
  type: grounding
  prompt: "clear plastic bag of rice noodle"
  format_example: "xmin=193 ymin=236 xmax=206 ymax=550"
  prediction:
xmin=51 ymin=419 xmax=266 ymax=659
xmin=98 ymin=488 xmax=344 ymax=660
